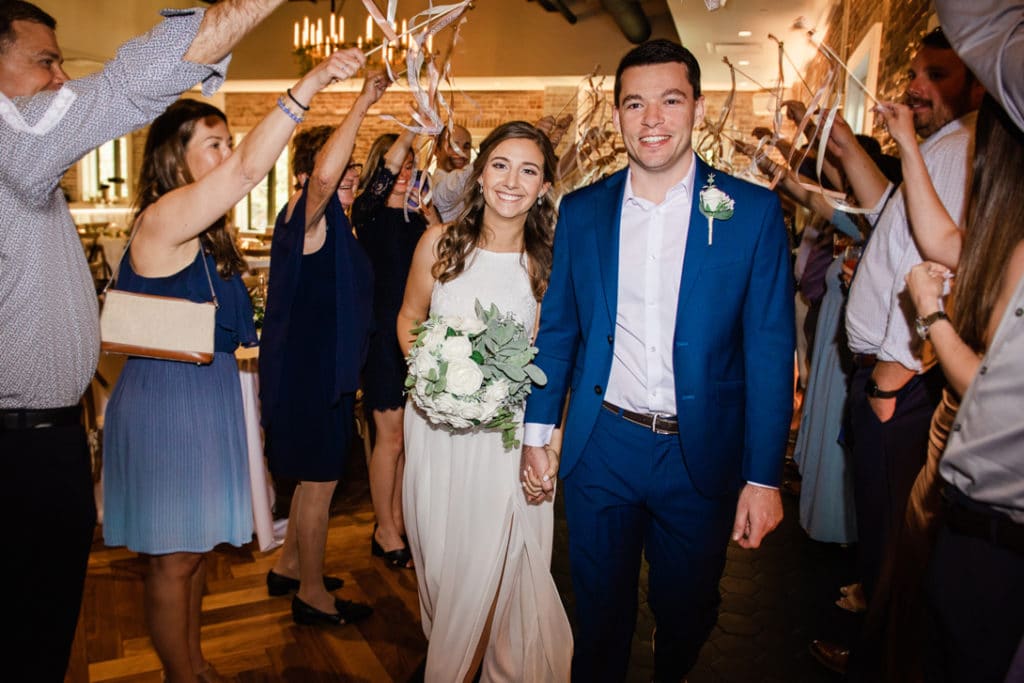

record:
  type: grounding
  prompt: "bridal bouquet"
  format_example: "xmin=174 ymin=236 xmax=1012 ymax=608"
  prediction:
xmin=404 ymin=300 xmax=547 ymax=449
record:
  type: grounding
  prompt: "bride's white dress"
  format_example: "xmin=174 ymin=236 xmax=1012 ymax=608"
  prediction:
xmin=403 ymin=248 xmax=572 ymax=682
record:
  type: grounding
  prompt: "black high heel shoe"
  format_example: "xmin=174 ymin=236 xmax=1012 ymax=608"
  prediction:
xmin=266 ymin=570 xmax=344 ymax=596
xmin=371 ymin=524 xmax=413 ymax=569
xmin=291 ymin=595 xmax=373 ymax=626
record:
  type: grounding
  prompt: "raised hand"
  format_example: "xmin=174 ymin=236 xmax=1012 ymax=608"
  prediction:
xmin=875 ymin=101 xmax=916 ymax=151
xmin=291 ymin=48 xmax=366 ymax=104
xmin=360 ymin=67 xmax=392 ymax=105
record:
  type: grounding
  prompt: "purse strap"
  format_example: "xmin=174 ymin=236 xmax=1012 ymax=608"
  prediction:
xmin=103 ymin=222 xmax=220 ymax=309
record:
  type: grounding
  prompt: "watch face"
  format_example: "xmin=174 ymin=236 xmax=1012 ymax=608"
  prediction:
xmin=916 ymin=318 xmax=929 ymax=340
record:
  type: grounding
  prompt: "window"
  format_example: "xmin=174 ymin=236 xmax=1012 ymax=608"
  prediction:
xmin=844 ymin=23 xmax=882 ymax=135
xmin=233 ymin=133 xmax=291 ymax=233
xmin=79 ymin=136 xmax=130 ymax=202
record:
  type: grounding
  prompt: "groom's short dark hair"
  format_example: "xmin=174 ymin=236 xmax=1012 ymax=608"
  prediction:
xmin=614 ymin=39 xmax=702 ymax=105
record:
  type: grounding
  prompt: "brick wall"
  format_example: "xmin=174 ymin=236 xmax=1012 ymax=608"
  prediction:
xmin=224 ymin=86 xmax=780 ymax=174
xmin=800 ymin=0 xmax=934 ymax=146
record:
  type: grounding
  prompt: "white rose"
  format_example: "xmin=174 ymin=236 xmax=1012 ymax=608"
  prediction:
xmin=701 ymin=186 xmax=731 ymax=211
xmin=476 ymin=399 xmax=501 ymax=422
xmin=450 ymin=315 xmax=487 ymax=335
xmin=410 ymin=349 xmax=439 ymax=378
xmin=420 ymin=325 xmax=448 ymax=352
xmin=484 ymin=378 xmax=510 ymax=403
xmin=459 ymin=401 xmax=488 ymax=421
xmin=431 ymin=392 xmax=458 ymax=416
xmin=440 ymin=335 xmax=474 ymax=362
xmin=445 ymin=358 xmax=484 ymax=395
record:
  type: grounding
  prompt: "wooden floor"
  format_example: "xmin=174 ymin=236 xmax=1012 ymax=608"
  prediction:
xmin=68 ymin=453 xmax=429 ymax=683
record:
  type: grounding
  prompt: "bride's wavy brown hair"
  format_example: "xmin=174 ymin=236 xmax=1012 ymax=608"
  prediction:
xmin=133 ymin=99 xmax=246 ymax=279
xmin=432 ymin=121 xmax=558 ymax=301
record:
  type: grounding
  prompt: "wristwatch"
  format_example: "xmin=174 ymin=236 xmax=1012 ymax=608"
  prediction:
xmin=866 ymin=378 xmax=900 ymax=399
xmin=915 ymin=310 xmax=949 ymax=340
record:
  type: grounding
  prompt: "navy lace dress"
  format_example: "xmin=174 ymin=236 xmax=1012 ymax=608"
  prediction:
xmin=351 ymin=163 xmax=426 ymax=412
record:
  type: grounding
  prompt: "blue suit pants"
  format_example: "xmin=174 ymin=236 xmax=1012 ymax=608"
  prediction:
xmin=563 ymin=408 xmax=739 ymax=682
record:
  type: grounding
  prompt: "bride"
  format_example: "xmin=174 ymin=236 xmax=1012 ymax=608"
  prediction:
xmin=396 ymin=120 xmax=573 ymax=682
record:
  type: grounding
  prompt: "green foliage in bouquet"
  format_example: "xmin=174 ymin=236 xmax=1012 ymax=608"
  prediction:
xmin=404 ymin=299 xmax=547 ymax=450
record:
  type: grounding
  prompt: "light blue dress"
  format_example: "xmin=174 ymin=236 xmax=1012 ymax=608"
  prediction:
xmin=102 ymin=248 xmax=256 ymax=554
xmin=794 ymin=256 xmax=858 ymax=544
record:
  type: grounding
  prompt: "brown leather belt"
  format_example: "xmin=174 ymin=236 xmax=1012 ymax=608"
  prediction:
xmin=852 ymin=353 xmax=877 ymax=368
xmin=602 ymin=401 xmax=679 ymax=435
xmin=0 ymin=405 xmax=82 ymax=431
xmin=943 ymin=486 xmax=1024 ymax=555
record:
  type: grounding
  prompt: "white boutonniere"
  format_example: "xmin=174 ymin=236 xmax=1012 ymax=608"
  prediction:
xmin=698 ymin=173 xmax=735 ymax=245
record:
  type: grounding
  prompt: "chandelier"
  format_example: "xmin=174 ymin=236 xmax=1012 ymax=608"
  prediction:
xmin=292 ymin=1 xmax=429 ymax=75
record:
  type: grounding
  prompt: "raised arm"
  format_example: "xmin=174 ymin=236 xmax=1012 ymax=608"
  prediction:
xmin=136 ymin=51 xmax=361 ymax=256
xmin=384 ymin=126 xmax=418 ymax=175
xmin=301 ymin=65 xmax=388 ymax=233
xmin=877 ymin=102 xmax=961 ymax=268
xmin=183 ymin=0 xmax=286 ymax=65
xmin=396 ymin=225 xmax=444 ymax=355
xmin=826 ymin=112 xmax=889 ymax=209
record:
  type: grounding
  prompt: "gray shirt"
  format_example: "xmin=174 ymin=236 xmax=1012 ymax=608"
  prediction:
xmin=431 ymin=165 xmax=472 ymax=222
xmin=0 ymin=9 xmax=228 ymax=409
xmin=935 ymin=0 xmax=1024 ymax=520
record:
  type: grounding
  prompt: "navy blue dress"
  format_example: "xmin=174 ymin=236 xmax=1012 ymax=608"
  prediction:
xmin=351 ymin=163 xmax=426 ymax=412
xmin=103 ymin=247 xmax=257 ymax=553
xmin=260 ymin=190 xmax=373 ymax=481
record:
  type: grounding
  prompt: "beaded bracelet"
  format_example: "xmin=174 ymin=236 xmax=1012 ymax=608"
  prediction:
xmin=276 ymin=97 xmax=303 ymax=124
xmin=286 ymin=87 xmax=310 ymax=112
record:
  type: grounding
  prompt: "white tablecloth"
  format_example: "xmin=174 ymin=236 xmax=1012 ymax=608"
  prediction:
xmin=236 ymin=347 xmax=283 ymax=552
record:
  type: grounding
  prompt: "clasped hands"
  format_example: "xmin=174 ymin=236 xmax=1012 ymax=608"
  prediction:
xmin=520 ymin=445 xmax=559 ymax=505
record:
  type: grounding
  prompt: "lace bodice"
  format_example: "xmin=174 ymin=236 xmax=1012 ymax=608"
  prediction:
xmin=430 ymin=249 xmax=537 ymax=333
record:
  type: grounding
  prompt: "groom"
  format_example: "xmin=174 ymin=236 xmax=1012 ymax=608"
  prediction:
xmin=522 ymin=39 xmax=794 ymax=681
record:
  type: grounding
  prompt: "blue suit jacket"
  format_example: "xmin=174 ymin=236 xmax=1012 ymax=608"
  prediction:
xmin=524 ymin=157 xmax=795 ymax=496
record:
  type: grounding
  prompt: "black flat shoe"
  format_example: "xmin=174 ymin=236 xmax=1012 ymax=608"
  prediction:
xmin=291 ymin=595 xmax=373 ymax=626
xmin=371 ymin=535 xmax=413 ymax=569
xmin=266 ymin=570 xmax=344 ymax=596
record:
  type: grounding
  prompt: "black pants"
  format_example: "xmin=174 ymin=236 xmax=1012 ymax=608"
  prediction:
xmin=924 ymin=513 xmax=1024 ymax=682
xmin=847 ymin=364 xmax=944 ymax=602
xmin=1 ymin=420 xmax=96 ymax=682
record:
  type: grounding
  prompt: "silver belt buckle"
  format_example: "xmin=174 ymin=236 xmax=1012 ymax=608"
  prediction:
xmin=651 ymin=414 xmax=668 ymax=434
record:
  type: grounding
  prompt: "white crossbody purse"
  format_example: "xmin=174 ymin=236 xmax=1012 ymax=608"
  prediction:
xmin=99 ymin=235 xmax=218 ymax=364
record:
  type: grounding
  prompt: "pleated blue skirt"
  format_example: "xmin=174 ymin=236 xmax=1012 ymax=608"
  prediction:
xmin=102 ymin=351 xmax=253 ymax=554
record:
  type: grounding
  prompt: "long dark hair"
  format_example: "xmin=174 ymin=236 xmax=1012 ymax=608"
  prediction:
xmin=432 ymin=121 xmax=558 ymax=301
xmin=953 ymin=95 xmax=1024 ymax=351
xmin=134 ymin=98 xmax=246 ymax=278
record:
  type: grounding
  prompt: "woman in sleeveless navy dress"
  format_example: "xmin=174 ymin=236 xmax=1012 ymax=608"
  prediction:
xmin=258 ymin=72 xmax=385 ymax=627
xmin=102 ymin=51 xmax=365 ymax=682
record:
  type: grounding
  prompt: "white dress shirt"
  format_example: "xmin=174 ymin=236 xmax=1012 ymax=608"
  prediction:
xmin=845 ymin=112 xmax=975 ymax=372
xmin=523 ymin=158 xmax=695 ymax=446
xmin=604 ymin=164 xmax=694 ymax=414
